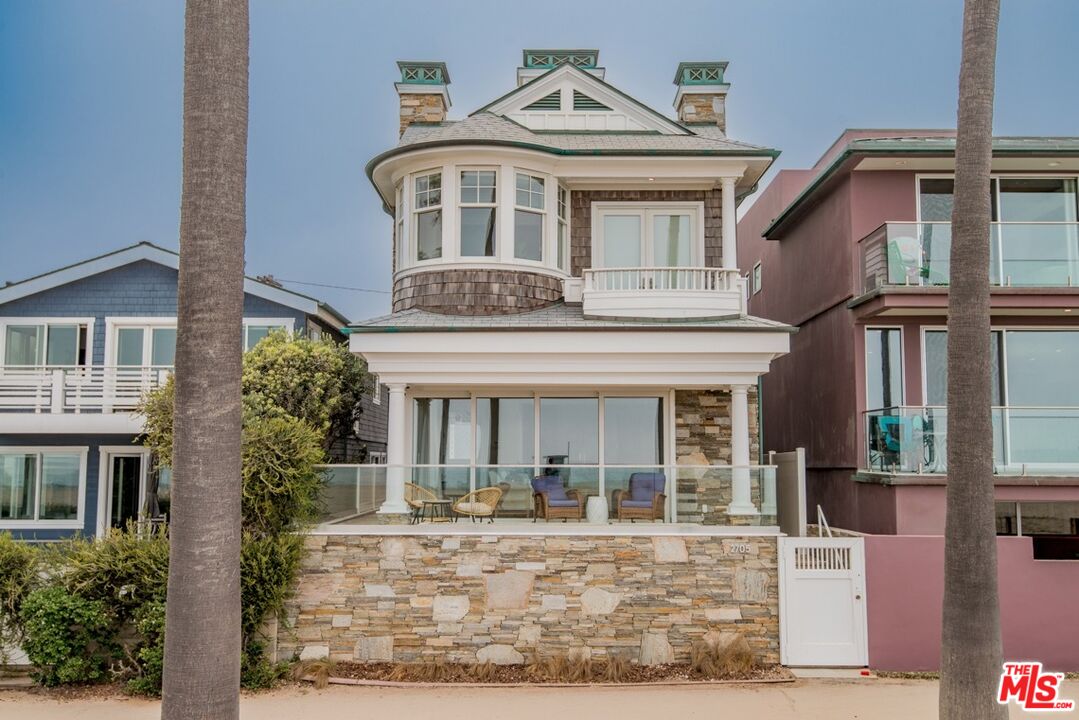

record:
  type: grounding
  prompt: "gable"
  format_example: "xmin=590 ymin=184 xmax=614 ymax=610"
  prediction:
xmin=479 ymin=64 xmax=689 ymax=135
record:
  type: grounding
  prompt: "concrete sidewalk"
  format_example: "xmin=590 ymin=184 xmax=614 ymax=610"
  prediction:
xmin=2 ymin=678 xmax=1076 ymax=719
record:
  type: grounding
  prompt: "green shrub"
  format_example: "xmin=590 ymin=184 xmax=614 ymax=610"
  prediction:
xmin=21 ymin=587 xmax=114 ymax=686
xmin=125 ymin=600 xmax=166 ymax=696
xmin=0 ymin=532 xmax=40 ymax=656
xmin=241 ymin=415 xmax=325 ymax=535
xmin=241 ymin=641 xmax=290 ymax=689
xmin=240 ymin=532 xmax=303 ymax=640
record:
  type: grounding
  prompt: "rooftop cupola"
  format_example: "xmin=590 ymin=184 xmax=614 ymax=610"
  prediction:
xmin=395 ymin=61 xmax=451 ymax=136
xmin=673 ymin=61 xmax=730 ymax=135
xmin=517 ymin=49 xmax=606 ymax=86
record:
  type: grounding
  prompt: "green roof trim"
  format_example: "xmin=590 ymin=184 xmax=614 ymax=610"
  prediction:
xmin=763 ymin=136 xmax=1079 ymax=238
xmin=396 ymin=61 xmax=450 ymax=85
xmin=674 ymin=61 xmax=729 ymax=85
xmin=522 ymin=49 xmax=599 ymax=70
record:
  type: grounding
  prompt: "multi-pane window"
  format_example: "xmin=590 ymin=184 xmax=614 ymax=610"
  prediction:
xmin=244 ymin=323 xmax=289 ymax=350
xmin=413 ymin=171 xmax=443 ymax=261
xmin=593 ymin=206 xmax=699 ymax=268
xmin=0 ymin=450 xmax=82 ymax=523
xmin=2 ymin=323 xmax=89 ymax=366
xmin=459 ymin=170 xmax=497 ymax=257
xmin=114 ymin=326 xmax=178 ymax=366
xmin=557 ymin=186 xmax=569 ymax=271
xmin=865 ymin=328 xmax=903 ymax=410
xmin=394 ymin=182 xmax=405 ymax=271
xmin=514 ymin=173 xmax=545 ymax=262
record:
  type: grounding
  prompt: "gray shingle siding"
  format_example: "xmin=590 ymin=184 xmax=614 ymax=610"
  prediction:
xmin=0 ymin=433 xmax=135 ymax=541
xmin=0 ymin=260 xmax=309 ymax=364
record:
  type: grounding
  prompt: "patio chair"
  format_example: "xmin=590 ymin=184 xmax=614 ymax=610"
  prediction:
xmin=611 ymin=472 xmax=666 ymax=522
xmin=404 ymin=482 xmax=439 ymax=525
xmin=531 ymin=476 xmax=584 ymax=522
xmin=452 ymin=486 xmax=504 ymax=523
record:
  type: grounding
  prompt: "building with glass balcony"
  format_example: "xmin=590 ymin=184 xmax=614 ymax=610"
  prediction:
xmin=738 ymin=130 xmax=1079 ymax=557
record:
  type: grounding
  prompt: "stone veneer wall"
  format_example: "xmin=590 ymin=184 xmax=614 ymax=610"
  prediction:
xmin=674 ymin=388 xmax=765 ymax=524
xmin=282 ymin=533 xmax=778 ymax=666
xmin=569 ymin=189 xmax=724 ymax=277
xmin=392 ymin=269 xmax=563 ymax=315
xmin=398 ymin=93 xmax=447 ymax=136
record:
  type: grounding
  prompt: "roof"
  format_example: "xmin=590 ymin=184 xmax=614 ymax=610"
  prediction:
xmin=0 ymin=241 xmax=350 ymax=329
xmin=350 ymin=302 xmax=794 ymax=332
xmin=763 ymin=133 xmax=1079 ymax=238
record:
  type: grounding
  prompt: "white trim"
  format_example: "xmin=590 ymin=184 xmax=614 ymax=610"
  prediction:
xmin=591 ymin=201 xmax=706 ymax=268
xmin=752 ymin=261 xmax=763 ymax=295
xmin=0 ymin=446 xmax=88 ymax=530
xmin=0 ymin=243 xmax=329 ymax=319
xmin=95 ymin=446 xmax=152 ymax=538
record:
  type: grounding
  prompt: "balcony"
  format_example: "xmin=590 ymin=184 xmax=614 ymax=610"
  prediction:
xmin=864 ymin=405 xmax=1079 ymax=475
xmin=566 ymin=267 xmax=746 ymax=319
xmin=859 ymin=222 xmax=1079 ymax=294
xmin=0 ymin=366 xmax=169 ymax=415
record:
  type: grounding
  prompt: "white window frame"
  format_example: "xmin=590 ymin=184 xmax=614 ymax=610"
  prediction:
xmin=557 ymin=185 xmax=571 ymax=272
xmin=590 ymin=202 xmax=706 ymax=268
xmin=412 ymin=169 xmax=444 ymax=264
xmin=752 ymin=261 xmax=762 ymax=295
xmin=0 ymin=317 xmax=95 ymax=368
xmin=95 ymin=446 xmax=152 ymax=538
xmin=513 ymin=171 xmax=547 ymax=264
xmin=0 ymin=446 xmax=88 ymax=530
xmin=242 ymin=318 xmax=296 ymax=350
xmin=394 ymin=181 xmax=406 ymax=272
xmin=103 ymin=317 xmax=178 ymax=368
xmin=458 ymin=167 xmax=499 ymax=258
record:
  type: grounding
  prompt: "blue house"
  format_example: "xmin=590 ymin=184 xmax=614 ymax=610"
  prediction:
xmin=0 ymin=242 xmax=351 ymax=541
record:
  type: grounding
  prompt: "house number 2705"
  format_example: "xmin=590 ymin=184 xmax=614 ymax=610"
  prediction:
xmin=728 ymin=543 xmax=751 ymax=554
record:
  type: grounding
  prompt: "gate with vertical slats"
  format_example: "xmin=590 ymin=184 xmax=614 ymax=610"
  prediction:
xmin=778 ymin=536 xmax=868 ymax=666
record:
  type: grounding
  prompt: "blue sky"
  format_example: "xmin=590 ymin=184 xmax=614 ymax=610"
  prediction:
xmin=2 ymin=0 xmax=1077 ymax=320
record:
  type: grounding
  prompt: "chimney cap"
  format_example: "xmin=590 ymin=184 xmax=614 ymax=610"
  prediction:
xmin=673 ymin=61 xmax=729 ymax=86
xmin=522 ymin=49 xmax=600 ymax=70
xmin=396 ymin=61 xmax=450 ymax=86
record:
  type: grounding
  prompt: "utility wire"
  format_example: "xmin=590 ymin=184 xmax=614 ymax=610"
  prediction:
xmin=275 ymin=279 xmax=391 ymax=295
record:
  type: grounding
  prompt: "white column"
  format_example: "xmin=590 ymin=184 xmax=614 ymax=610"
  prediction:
xmin=728 ymin=383 xmax=758 ymax=516
xmin=720 ymin=176 xmax=738 ymax=270
xmin=379 ymin=383 xmax=410 ymax=514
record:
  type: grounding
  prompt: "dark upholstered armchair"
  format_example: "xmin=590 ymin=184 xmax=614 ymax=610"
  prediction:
xmin=611 ymin=472 xmax=666 ymax=522
xmin=531 ymin=476 xmax=584 ymax=521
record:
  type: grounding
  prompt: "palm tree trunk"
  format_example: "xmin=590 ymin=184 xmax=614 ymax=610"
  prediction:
xmin=162 ymin=2 xmax=248 ymax=719
xmin=940 ymin=1 xmax=1004 ymax=719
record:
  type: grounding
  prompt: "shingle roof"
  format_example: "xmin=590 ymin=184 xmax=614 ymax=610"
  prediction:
xmin=395 ymin=112 xmax=774 ymax=155
xmin=350 ymin=302 xmax=794 ymax=332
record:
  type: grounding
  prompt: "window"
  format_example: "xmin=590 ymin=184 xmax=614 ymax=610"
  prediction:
xmin=371 ymin=375 xmax=382 ymax=406
xmin=593 ymin=205 xmax=702 ymax=268
xmin=923 ymin=330 xmax=1003 ymax=406
xmin=2 ymin=322 xmax=89 ymax=366
xmin=539 ymin=398 xmax=598 ymax=465
xmin=752 ymin=262 xmax=762 ymax=295
xmin=0 ymin=449 xmax=84 ymax=526
xmin=459 ymin=170 xmax=497 ymax=257
xmin=413 ymin=171 xmax=442 ymax=261
xmin=413 ymin=398 xmax=471 ymax=465
xmin=995 ymin=501 xmax=1079 ymax=560
xmin=476 ymin=398 xmax=534 ymax=465
xmin=514 ymin=173 xmax=545 ymax=261
xmin=557 ymin=186 xmax=570 ymax=272
xmin=244 ymin=323 xmax=288 ymax=350
xmin=111 ymin=324 xmax=178 ymax=367
xmin=394 ymin=182 xmax=405 ymax=271
xmin=865 ymin=328 xmax=903 ymax=410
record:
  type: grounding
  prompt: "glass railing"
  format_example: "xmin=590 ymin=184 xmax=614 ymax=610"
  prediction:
xmin=314 ymin=463 xmax=777 ymax=526
xmin=863 ymin=406 xmax=1079 ymax=474
xmin=859 ymin=222 xmax=1079 ymax=293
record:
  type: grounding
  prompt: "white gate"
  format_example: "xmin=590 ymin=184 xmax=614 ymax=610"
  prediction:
xmin=778 ymin=536 xmax=868 ymax=666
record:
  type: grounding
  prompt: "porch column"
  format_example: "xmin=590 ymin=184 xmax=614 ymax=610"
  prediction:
xmin=728 ymin=383 xmax=758 ymax=515
xmin=379 ymin=382 xmax=410 ymax=514
xmin=720 ymin=176 xmax=738 ymax=269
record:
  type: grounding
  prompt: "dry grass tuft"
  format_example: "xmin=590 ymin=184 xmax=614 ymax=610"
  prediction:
xmin=471 ymin=661 xmax=497 ymax=683
xmin=566 ymin=655 xmax=595 ymax=683
xmin=689 ymin=634 xmax=757 ymax=678
xmin=292 ymin=659 xmax=336 ymax=689
xmin=601 ymin=654 xmax=630 ymax=683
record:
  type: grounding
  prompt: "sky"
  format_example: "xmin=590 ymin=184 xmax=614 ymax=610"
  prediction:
xmin=2 ymin=0 xmax=1077 ymax=321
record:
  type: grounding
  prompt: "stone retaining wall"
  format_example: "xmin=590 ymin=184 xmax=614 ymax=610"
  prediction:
xmin=281 ymin=533 xmax=778 ymax=666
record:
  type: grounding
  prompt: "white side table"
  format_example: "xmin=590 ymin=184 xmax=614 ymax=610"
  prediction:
xmin=585 ymin=495 xmax=609 ymax=524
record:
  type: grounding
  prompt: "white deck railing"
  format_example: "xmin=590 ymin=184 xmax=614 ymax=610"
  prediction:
xmin=582 ymin=266 xmax=740 ymax=292
xmin=0 ymin=365 xmax=169 ymax=414
xmin=579 ymin=267 xmax=746 ymax=318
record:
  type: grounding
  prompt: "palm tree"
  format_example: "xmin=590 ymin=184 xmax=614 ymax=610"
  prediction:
xmin=161 ymin=2 xmax=249 ymax=719
xmin=940 ymin=1 xmax=1005 ymax=719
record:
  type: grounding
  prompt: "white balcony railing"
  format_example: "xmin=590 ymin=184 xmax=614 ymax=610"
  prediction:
xmin=577 ymin=267 xmax=746 ymax=319
xmin=0 ymin=366 xmax=170 ymax=414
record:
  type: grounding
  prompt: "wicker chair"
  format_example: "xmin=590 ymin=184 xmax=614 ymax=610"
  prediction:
xmin=404 ymin=482 xmax=439 ymax=525
xmin=531 ymin=476 xmax=584 ymax=522
xmin=611 ymin=472 xmax=666 ymax=522
xmin=452 ymin=486 xmax=504 ymax=523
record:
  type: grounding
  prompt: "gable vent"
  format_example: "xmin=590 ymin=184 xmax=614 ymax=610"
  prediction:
xmin=523 ymin=91 xmax=562 ymax=111
xmin=573 ymin=90 xmax=611 ymax=111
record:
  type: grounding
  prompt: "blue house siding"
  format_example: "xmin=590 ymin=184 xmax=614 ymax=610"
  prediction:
xmin=0 ymin=433 xmax=136 ymax=541
xmin=0 ymin=260 xmax=308 ymax=364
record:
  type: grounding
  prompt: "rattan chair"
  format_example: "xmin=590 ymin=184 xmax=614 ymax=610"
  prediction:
xmin=404 ymin=482 xmax=439 ymax=525
xmin=531 ymin=476 xmax=584 ymax=522
xmin=452 ymin=486 xmax=504 ymax=523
